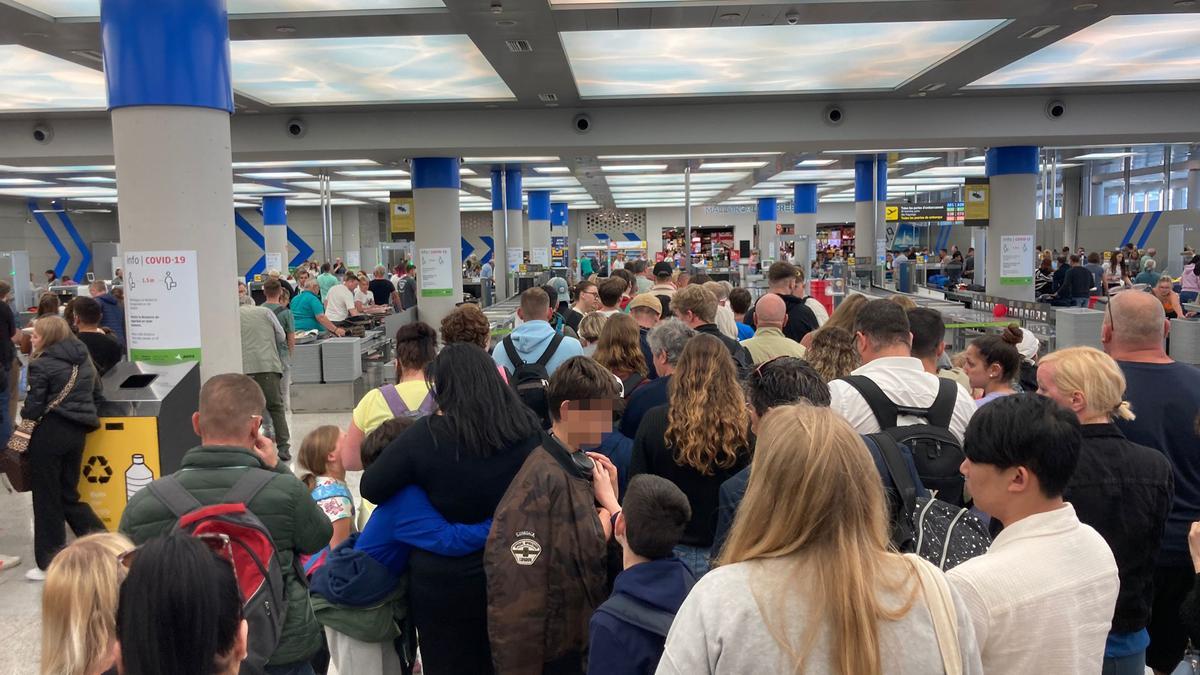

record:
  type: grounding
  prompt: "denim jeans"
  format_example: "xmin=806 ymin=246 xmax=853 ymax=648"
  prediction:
xmin=673 ymin=544 xmax=712 ymax=578
xmin=1102 ymin=651 xmax=1145 ymax=675
xmin=1071 ymin=296 xmax=1090 ymax=307
xmin=1181 ymin=291 xmax=1198 ymax=304
xmin=265 ymin=663 xmax=316 ymax=675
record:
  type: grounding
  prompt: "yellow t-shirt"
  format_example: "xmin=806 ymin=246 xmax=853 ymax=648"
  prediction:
xmin=352 ymin=380 xmax=433 ymax=436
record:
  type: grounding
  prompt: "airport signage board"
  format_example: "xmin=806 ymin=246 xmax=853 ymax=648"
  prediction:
xmin=965 ymin=178 xmax=990 ymax=227
xmin=886 ymin=204 xmax=948 ymax=222
xmin=390 ymin=191 xmax=415 ymax=234
xmin=124 ymin=250 xmax=202 ymax=364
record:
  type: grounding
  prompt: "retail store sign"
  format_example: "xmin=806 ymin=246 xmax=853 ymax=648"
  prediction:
xmin=418 ymin=247 xmax=453 ymax=297
xmin=389 ymin=191 xmax=415 ymax=234
xmin=965 ymin=178 xmax=990 ymax=227
xmin=999 ymin=235 xmax=1034 ymax=285
xmin=124 ymin=250 xmax=202 ymax=364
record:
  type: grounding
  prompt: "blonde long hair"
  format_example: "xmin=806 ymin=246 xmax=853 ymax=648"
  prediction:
xmin=593 ymin=313 xmax=647 ymax=378
xmin=665 ymin=334 xmax=749 ymax=475
xmin=42 ymin=532 xmax=135 ymax=675
xmin=32 ymin=315 xmax=73 ymax=357
xmin=823 ymin=293 xmax=869 ymax=334
xmin=1040 ymin=346 xmax=1136 ymax=421
xmin=720 ymin=405 xmax=919 ymax=674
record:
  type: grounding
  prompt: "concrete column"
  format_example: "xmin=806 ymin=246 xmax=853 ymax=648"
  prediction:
xmin=1061 ymin=166 xmax=1082 ymax=252
xmin=412 ymin=158 xmax=462 ymax=329
xmin=1189 ymin=146 xmax=1200 ymax=211
xmin=757 ymin=198 xmax=778 ymax=262
xmin=1091 ymin=176 xmax=1106 ymax=216
xmin=528 ymin=190 xmax=552 ymax=267
xmin=505 ymin=168 xmax=524 ymax=266
xmin=262 ymin=196 xmax=289 ymax=274
xmin=985 ymin=146 xmax=1039 ymax=302
xmin=341 ymin=206 xmax=361 ymax=269
xmin=491 ymin=167 xmax=523 ymax=296
xmin=855 ymin=154 xmax=887 ymax=269
xmin=793 ymin=184 xmax=818 ymax=273
xmin=490 ymin=169 xmax=509 ymax=299
xmin=102 ymin=0 xmax=240 ymax=379
xmin=361 ymin=208 xmax=381 ymax=271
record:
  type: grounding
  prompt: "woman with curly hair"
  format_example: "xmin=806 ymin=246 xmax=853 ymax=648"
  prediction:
xmin=629 ymin=334 xmax=751 ymax=577
xmin=805 ymin=326 xmax=861 ymax=383
xmin=800 ymin=293 xmax=867 ymax=349
xmin=593 ymin=313 xmax=647 ymax=394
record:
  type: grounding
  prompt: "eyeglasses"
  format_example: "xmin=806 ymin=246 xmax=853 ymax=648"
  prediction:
xmin=119 ymin=533 xmax=239 ymax=594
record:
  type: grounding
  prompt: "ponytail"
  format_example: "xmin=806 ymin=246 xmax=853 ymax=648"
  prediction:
xmin=1113 ymin=400 xmax=1136 ymax=421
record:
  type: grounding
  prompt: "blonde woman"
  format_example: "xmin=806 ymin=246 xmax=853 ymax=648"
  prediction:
xmin=41 ymin=533 xmax=134 ymax=675
xmin=629 ymin=334 xmax=750 ymax=576
xmin=801 ymin=293 xmax=868 ymax=349
xmin=660 ymin=405 xmax=983 ymax=674
xmin=24 ymin=315 xmax=105 ymax=580
xmin=577 ymin=311 xmax=607 ymax=357
xmin=593 ymin=313 xmax=648 ymax=394
xmin=1036 ymin=347 xmax=1174 ymax=674
xmin=804 ymin=326 xmax=860 ymax=383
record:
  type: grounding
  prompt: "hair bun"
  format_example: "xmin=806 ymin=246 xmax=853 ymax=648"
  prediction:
xmin=1002 ymin=323 xmax=1022 ymax=345
xmin=396 ymin=321 xmax=436 ymax=343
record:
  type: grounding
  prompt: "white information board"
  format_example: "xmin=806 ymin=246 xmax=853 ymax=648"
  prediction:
xmin=345 ymin=250 xmax=361 ymax=268
xmin=531 ymin=247 xmax=550 ymax=267
xmin=419 ymin=247 xmax=453 ymax=297
xmin=124 ymin=250 xmax=202 ymax=364
xmin=264 ymin=252 xmax=283 ymax=274
xmin=1000 ymin=235 xmax=1034 ymax=285
xmin=507 ymin=247 xmax=524 ymax=272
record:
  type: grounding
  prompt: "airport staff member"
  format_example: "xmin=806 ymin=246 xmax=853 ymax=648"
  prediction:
xmin=291 ymin=279 xmax=345 ymax=336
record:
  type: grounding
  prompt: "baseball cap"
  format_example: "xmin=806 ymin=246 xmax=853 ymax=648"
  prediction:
xmin=652 ymin=261 xmax=673 ymax=277
xmin=627 ymin=294 xmax=662 ymax=316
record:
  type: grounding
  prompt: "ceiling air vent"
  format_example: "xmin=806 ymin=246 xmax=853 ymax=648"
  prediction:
xmin=538 ymin=93 xmax=558 ymax=102
xmin=1018 ymin=25 xmax=1059 ymax=40
xmin=505 ymin=39 xmax=533 ymax=52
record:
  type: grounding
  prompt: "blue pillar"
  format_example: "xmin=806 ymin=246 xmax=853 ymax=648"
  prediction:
xmin=984 ymin=146 xmax=1039 ymax=300
xmin=551 ymin=202 xmax=569 ymax=268
xmin=758 ymin=197 xmax=779 ymax=262
xmin=262 ymin=195 xmax=288 ymax=274
xmin=793 ymin=184 xmax=819 ymax=272
xmin=855 ymin=153 xmax=888 ymax=268
xmin=528 ymin=190 xmax=552 ymax=267
xmin=412 ymin=158 xmax=462 ymax=327
xmin=101 ymin=0 xmax=240 ymax=377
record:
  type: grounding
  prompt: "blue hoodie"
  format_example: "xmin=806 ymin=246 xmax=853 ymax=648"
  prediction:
xmin=588 ymin=557 xmax=695 ymax=675
xmin=491 ymin=319 xmax=583 ymax=376
xmin=95 ymin=293 xmax=125 ymax=345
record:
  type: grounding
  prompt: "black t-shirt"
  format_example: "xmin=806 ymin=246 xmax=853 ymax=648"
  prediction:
xmin=564 ymin=308 xmax=585 ymax=333
xmin=367 ymin=278 xmax=396 ymax=306
xmin=0 ymin=301 xmax=14 ymax=366
xmin=78 ymin=331 xmax=123 ymax=377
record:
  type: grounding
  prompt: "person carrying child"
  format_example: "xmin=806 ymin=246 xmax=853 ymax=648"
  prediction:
xmin=588 ymin=474 xmax=696 ymax=675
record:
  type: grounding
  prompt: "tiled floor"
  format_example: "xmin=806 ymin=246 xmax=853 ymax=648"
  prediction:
xmin=0 ymin=411 xmax=358 ymax=675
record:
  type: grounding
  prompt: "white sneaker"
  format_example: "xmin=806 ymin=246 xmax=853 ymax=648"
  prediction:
xmin=0 ymin=554 xmax=19 ymax=571
xmin=24 ymin=567 xmax=45 ymax=582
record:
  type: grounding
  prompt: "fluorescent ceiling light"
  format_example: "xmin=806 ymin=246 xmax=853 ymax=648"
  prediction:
xmin=821 ymin=195 xmax=856 ymax=202
xmin=8 ymin=0 xmax=444 ymax=19
xmin=969 ymin=14 xmax=1200 ymax=88
xmin=823 ymin=147 xmax=971 ymax=154
xmin=797 ymin=159 xmax=838 ymax=167
xmin=611 ymin=191 xmax=718 ymax=200
xmin=1069 ymin=152 xmax=1137 ymax=160
xmin=768 ymin=170 xmax=857 ymax=181
xmin=607 ymin=172 xmax=747 ymax=186
xmin=904 ymin=166 xmax=987 ymax=178
xmin=522 ymin=177 xmax=583 ymax=188
xmin=231 ymin=160 xmax=376 ymax=169
xmin=700 ymin=161 xmax=769 ymax=170
xmin=81 ymin=197 xmax=120 ymax=204
xmin=341 ymin=191 xmax=390 ymax=198
xmin=462 ymin=205 xmax=493 ymax=212
xmin=720 ymin=200 xmax=756 ymax=206
xmin=601 ymin=164 xmax=669 ymax=172
xmin=0 ymin=45 xmax=106 ymax=111
xmin=231 ymin=36 xmax=513 ymax=105
xmin=887 ymin=183 xmax=961 ymax=192
xmin=896 ymin=157 xmax=940 ymax=165
xmin=888 ymin=177 xmax=965 ymax=185
xmin=287 ymin=199 xmax=367 ymax=207
xmin=337 ymin=169 xmax=410 ymax=178
xmin=963 ymin=155 xmax=987 ymax=163
xmin=562 ymin=20 xmax=1004 ymax=98
xmin=0 ymin=178 xmax=51 ymax=186
xmin=608 ymin=185 xmax=720 ymax=194
xmin=0 ymin=164 xmax=115 ymax=173
xmin=533 ymin=167 xmax=572 ymax=174
xmin=462 ymin=156 xmax=559 ymax=163
xmin=292 ymin=180 xmax=411 ymax=191
xmin=239 ymin=172 xmax=313 ymax=180
xmin=233 ymin=183 xmax=289 ymax=194
xmin=0 ymin=187 xmax=116 ymax=198
xmin=598 ymin=153 xmax=782 ymax=160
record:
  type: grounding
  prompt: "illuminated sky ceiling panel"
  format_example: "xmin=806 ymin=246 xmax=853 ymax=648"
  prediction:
xmin=0 ymin=45 xmax=106 ymax=111
xmin=231 ymin=36 xmax=513 ymax=105
xmin=561 ymin=20 xmax=1005 ymax=98
xmin=970 ymin=14 xmax=1200 ymax=88
xmin=8 ymin=0 xmax=442 ymax=19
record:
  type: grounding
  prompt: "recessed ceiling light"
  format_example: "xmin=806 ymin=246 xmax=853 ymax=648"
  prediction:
xmin=337 ymin=169 xmax=410 ymax=177
xmin=601 ymin=164 xmax=669 ymax=172
xmin=239 ymin=171 xmax=313 ymax=180
xmin=462 ymin=156 xmax=559 ymax=163
xmin=796 ymin=159 xmax=838 ymax=167
xmin=275 ymin=25 xmax=297 ymax=33
xmin=231 ymin=159 xmax=376 ymax=169
xmin=1068 ymin=151 xmax=1136 ymax=160
xmin=700 ymin=161 xmax=769 ymax=170
xmin=896 ymin=157 xmax=940 ymax=165
xmin=963 ymin=155 xmax=986 ymax=163
xmin=533 ymin=167 xmax=571 ymax=174
xmin=599 ymin=153 xmax=781 ymax=160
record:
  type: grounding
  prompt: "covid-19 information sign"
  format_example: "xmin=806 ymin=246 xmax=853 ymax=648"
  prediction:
xmin=124 ymin=250 xmax=202 ymax=364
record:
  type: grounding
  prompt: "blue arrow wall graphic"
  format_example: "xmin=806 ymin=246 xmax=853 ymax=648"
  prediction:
xmin=28 ymin=199 xmax=70 ymax=278
xmin=480 ymin=235 xmax=494 ymax=265
xmin=234 ymin=211 xmax=266 ymax=281
xmin=57 ymin=211 xmax=92 ymax=283
xmin=461 ymin=237 xmax=475 ymax=263
xmin=286 ymin=227 xmax=314 ymax=268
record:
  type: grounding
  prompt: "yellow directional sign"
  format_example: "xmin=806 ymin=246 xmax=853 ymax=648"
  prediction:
xmin=885 ymin=206 xmax=899 ymax=222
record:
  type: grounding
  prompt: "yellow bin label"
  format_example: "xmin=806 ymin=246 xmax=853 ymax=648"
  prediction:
xmin=79 ymin=417 xmax=161 ymax=532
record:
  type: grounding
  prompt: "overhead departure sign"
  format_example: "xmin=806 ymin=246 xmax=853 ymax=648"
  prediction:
xmin=888 ymin=204 xmax=948 ymax=222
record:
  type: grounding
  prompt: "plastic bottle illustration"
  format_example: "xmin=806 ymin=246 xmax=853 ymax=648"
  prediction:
xmin=125 ymin=454 xmax=154 ymax=502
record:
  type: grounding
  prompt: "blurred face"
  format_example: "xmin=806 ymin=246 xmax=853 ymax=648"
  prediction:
xmin=31 ymin=326 xmax=43 ymax=351
xmin=559 ymin=399 xmax=614 ymax=449
xmin=346 ymin=277 xmax=358 ymax=290
xmin=238 ymin=282 xmax=247 ymax=297
xmin=962 ymin=344 xmax=995 ymax=390
xmin=578 ymin=286 xmax=600 ymax=311
xmin=1156 ymin=279 xmax=1173 ymax=298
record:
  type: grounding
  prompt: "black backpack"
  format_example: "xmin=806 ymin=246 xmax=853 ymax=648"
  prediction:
xmin=841 ymin=375 xmax=967 ymax=506
xmin=869 ymin=432 xmax=991 ymax=571
xmin=504 ymin=333 xmax=564 ymax=429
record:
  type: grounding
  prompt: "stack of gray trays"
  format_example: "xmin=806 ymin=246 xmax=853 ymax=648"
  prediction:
xmin=321 ymin=337 xmax=364 ymax=382
xmin=1169 ymin=318 xmax=1200 ymax=365
xmin=292 ymin=342 xmax=324 ymax=384
xmin=1054 ymin=307 xmax=1105 ymax=351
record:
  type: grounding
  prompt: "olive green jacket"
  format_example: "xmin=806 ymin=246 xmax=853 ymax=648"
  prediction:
xmin=119 ymin=445 xmax=333 ymax=666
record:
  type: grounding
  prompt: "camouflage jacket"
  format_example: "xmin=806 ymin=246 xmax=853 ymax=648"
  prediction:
xmin=485 ymin=438 xmax=609 ymax=674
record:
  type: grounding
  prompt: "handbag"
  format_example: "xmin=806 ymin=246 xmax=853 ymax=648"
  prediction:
xmin=2 ymin=364 xmax=79 ymax=492
xmin=906 ymin=553 xmax=963 ymax=675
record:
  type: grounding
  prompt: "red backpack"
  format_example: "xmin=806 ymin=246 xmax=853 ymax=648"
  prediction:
xmin=146 ymin=469 xmax=288 ymax=675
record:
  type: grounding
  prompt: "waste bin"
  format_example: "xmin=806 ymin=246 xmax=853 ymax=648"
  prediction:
xmin=79 ymin=361 xmax=201 ymax=531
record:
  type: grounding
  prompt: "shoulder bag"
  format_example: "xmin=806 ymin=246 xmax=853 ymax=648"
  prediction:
xmin=906 ymin=553 xmax=963 ymax=675
xmin=2 ymin=364 xmax=79 ymax=492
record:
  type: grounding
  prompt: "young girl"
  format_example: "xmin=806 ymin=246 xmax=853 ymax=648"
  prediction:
xmin=298 ymin=426 xmax=355 ymax=574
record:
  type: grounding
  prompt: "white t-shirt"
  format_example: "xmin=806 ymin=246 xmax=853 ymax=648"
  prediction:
xmin=325 ymin=284 xmax=357 ymax=322
xmin=354 ymin=288 xmax=372 ymax=306
xmin=827 ymin=356 xmax=976 ymax=442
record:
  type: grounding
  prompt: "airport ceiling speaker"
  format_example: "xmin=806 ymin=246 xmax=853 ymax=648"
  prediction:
xmin=573 ymin=113 xmax=592 ymax=134
xmin=823 ymin=105 xmax=844 ymax=126
xmin=1045 ymin=100 xmax=1066 ymax=120
xmin=32 ymin=124 xmax=53 ymax=144
xmin=286 ymin=118 xmax=307 ymax=138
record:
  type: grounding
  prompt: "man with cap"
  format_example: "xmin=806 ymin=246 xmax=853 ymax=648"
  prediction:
xmin=628 ymin=293 xmax=662 ymax=380
xmin=649 ymin=261 xmax=677 ymax=317
xmin=741 ymin=294 xmax=807 ymax=365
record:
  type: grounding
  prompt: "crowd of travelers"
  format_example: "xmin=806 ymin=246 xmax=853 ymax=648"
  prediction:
xmin=8 ymin=251 xmax=1200 ymax=675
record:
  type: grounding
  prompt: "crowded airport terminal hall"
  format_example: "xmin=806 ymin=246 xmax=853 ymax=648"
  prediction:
xmin=2 ymin=0 xmax=1200 ymax=674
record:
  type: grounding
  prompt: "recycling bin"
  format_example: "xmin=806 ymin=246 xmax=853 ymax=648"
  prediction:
xmin=78 ymin=361 xmax=201 ymax=531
